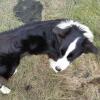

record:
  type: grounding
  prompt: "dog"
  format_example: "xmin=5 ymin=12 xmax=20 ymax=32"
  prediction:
xmin=0 ymin=19 xmax=97 ymax=94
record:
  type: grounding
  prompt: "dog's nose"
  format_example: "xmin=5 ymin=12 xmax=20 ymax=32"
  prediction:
xmin=55 ymin=66 xmax=61 ymax=72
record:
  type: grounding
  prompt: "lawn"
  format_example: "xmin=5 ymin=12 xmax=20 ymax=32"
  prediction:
xmin=0 ymin=0 xmax=100 ymax=100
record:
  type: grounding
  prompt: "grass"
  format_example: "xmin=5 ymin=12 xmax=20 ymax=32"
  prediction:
xmin=0 ymin=0 xmax=100 ymax=100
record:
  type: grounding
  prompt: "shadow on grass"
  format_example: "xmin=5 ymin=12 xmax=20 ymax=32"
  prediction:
xmin=13 ymin=0 xmax=43 ymax=23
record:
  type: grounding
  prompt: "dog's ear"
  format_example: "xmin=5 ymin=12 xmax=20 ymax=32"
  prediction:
xmin=52 ymin=26 xmax=71 ymax=38
xmin=83 ymin=39 xmax=97 ymax=54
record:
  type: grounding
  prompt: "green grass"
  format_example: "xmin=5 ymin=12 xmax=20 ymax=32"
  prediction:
xmin=0 ymin=0 xmax=100 ymax=100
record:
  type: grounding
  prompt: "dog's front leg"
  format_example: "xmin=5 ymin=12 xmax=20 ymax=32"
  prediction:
xmin=13 ymin=69 xmax=18 ymax=75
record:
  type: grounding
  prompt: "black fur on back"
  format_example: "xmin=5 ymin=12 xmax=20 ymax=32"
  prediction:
xmin=0 ymin=19 xmax=64 ymax=79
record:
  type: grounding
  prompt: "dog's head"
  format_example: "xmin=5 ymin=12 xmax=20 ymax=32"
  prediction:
xmin=50 ymin=20 xmax=97 ymax=72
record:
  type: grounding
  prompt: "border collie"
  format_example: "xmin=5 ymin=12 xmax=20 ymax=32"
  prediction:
xmin=0 ymin=19 xmax=97 ymax=94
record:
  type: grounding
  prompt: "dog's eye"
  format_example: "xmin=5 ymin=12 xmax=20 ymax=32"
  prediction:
xmin=61 ymin=49 xmax=65 ymax=56
xmin=67 ymin=53 xmax=73 ymax=60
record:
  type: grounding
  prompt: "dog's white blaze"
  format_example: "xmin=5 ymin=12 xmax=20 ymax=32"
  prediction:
xmin=57 ymin=20 xmax=94 ymax=42
xmin=64 ymin=37 xmax=80 ymax=57
xmin=0 ymin=85 xmax=11 ymax=94
xmin=49 ymin=37 xmax=80 ymax=72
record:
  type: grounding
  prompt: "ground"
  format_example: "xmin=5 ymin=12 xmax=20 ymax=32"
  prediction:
xmin=0 ymin=0 xmax=100 ymax=100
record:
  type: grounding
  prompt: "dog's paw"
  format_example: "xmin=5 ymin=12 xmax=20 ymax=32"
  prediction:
xmin=0 ymin=85 xmax=11 ymax=94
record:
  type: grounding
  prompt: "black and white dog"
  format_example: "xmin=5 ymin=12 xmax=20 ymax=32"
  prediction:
xmin=0 ymin=19 xmax=97 ymax=94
